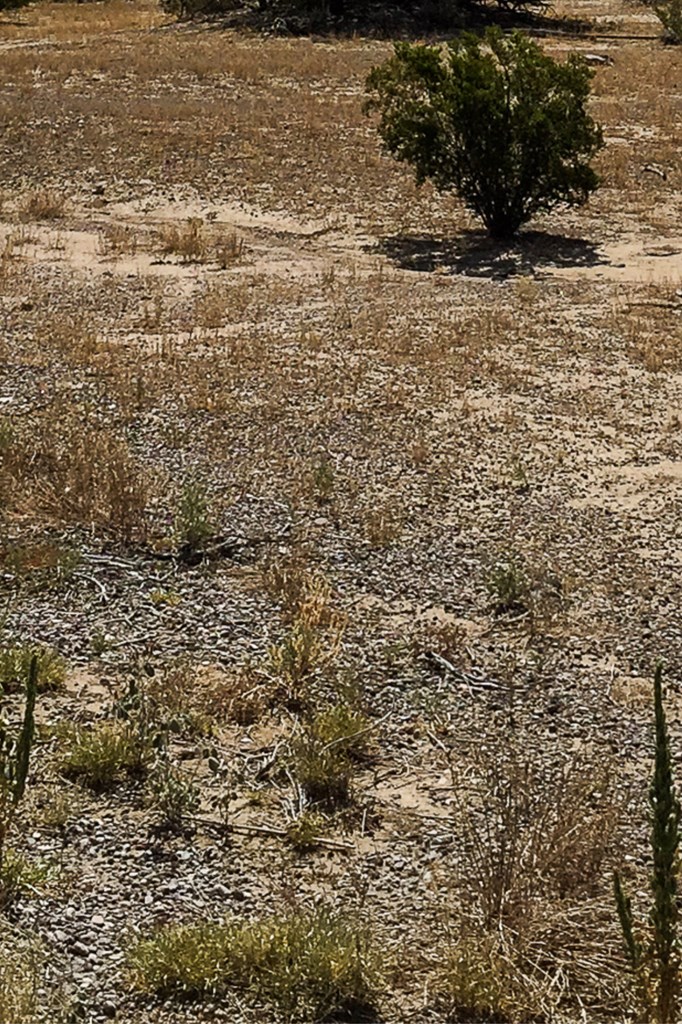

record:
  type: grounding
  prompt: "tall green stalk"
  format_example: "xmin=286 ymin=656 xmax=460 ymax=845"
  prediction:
xmin=0 ymin=655 xmax=37 ymax=876
xmin=614 ymin=665 xmax=681 ymax=1023
xmin=649 ymin=664 xmax=680 ymax=1022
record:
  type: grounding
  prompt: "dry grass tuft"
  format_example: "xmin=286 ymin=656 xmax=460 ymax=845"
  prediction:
xmin=432 ymin=743 xmax=627 ymax=1019
xmin=197 ymin=663 xmax=269 ymax=726
xmin=98 ymin=222 xmax=140 ymax=258
xmin=0 ymin=927 xmax=64 ymax=1023
xmin=0 ymin=409 xmax=152 ymax=540
xmin=158 ymin=218 xmax=209 ymax=263
xmin=18 ymin=190 xmax=68 ymax=222
xmin=157 ymin=219 xmax=245 ymax=266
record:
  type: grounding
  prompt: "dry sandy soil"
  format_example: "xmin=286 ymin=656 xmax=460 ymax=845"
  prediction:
xmin=0 ymin=0 xmax=682 ymax=1020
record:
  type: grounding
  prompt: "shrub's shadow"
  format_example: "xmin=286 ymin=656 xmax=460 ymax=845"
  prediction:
xmin=374 ymin=229 xmax=608 ymax=279
xmin=194 ymin=0 xmax=593 ymax=38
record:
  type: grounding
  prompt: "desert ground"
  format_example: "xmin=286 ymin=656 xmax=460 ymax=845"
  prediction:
xmin=0 ymin=0 xmax=681 ymax=1019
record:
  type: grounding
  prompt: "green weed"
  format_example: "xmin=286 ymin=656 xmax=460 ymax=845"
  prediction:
xmin=486 ymin=556 xmax=530 ymax=615
xmin=59 ymin=721 xmax=151 ymax=792
xmin=175 ymin=477 xmax=213 ymax=555
xmin=148 ymin=755 xmax=200 ymax=832
xmin=289 ymin=702 xmax=369 ymax=807
xmin=129 ymin=905 xmax=381 ymax=1020
xmin=285 ymin=810 xmax=327 ymax=851
xmin=0 ymin=644 xmax=65 ymax=693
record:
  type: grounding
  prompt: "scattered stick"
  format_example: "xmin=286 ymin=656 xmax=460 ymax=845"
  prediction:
xmin=425 ymin=652 xmax=504 ymax=691
xmin=196 ymin=816 xmax=354 ymax=851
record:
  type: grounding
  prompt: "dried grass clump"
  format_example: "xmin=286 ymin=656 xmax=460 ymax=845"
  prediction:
xmin=457 ymin=746 xmax=618 ymax=925
xmin=197 ymin=664 xmax=268 ymax=726
xmin=38 ymin=312 xmax=100 ymax=364
xmin=142 ymin=659 xmax=221 ymax=735
xmin=0 ymin=236 xmax=17 ymax=284
xmin=18 ymin=190 xmax=67 ymax=222
xmin=439 ymin=743 xmax=626 ymax=1019
xmin=158 ymin=218 xmax=208 ymax=263
xmin=157 ymin=219 xmax=245 ymax=266
xmin=263 ymin=556 xmax=335 ymax=625
xmin=98 ymin=222 xmax=140 ymax=257
xmin=0 ymin=926 xmax=66 ymax=1023
xmin=364 ymin=500 xmax=404 ymax=548
xmin=214 ymin=229 xmax=244 ymax=268
xmin=0 ymin=409 xmax=151 ymax=540
xmin=439 ymin=902 xmax=628 ymax=1023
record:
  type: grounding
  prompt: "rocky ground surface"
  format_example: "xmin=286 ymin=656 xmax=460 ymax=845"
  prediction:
xmin=1 ymin=0 xmax=682 ymax=1020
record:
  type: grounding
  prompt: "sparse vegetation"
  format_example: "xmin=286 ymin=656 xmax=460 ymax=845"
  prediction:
xmin=268 ymin=619 xmax=327 ymax=689
xmin=59 ymin=721 xmax=151 ymax=792
xmin=0 ymin=410 xmax=151 ymax=540
xmin=0 ymin=926 xmax=66 ymax=1023
xmin=0 ymin=2 xmax=679 ymax=1022
xmin=457 ymin=745 xmax=616 ymax=927
xmin=0 ymin=849 xmax=48 ymax=909
xmin=158 ymin=219 xmax=244 ymax=266
xmin=0 ymin=644 xmax=65 ymax=693
xmin=129 ymin=906 xmax=381 ymax=1020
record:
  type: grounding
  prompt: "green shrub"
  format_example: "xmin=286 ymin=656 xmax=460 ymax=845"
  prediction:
xmin=147 ymin=755 xmax=200 ymax=832
xmin=129 ymin=905 xmax=381 ymax=1020
xmin=365 ymin=29 xmax=603 ymax=240
xmin=485 ymin=556 xmax=530 ymax=615
xmin=654 ymin=0 xmax=682 ymax=42
xmin=285 ymin=810 xmax=327 ymax=851
xmin=0 ymin=849 xmax=48 ymax=910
